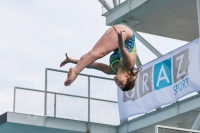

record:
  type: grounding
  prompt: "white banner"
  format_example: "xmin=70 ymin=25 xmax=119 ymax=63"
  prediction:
xmin=118 ymin=38 xmax=200 ymax=121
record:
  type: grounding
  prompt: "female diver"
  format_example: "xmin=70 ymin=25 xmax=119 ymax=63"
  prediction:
xmin=60 ymin=25 xmax=141 ymax=91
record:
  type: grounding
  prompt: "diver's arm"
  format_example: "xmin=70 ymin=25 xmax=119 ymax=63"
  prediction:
xmin=60 ymin=56 xmax=115 ymax=75
xmin=117 ymin=33 xmax=134 ymax=68
xmin=112 ymin=26 xmax=134 ymax=67
xmin=87 ymin=62 xmax=115 ymax=75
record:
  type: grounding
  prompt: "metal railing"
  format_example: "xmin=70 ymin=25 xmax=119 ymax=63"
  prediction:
xmin=100 ymin=0 xmax=128 ymax=15
xmin=13 ymin=68 xmax=120 ymax=125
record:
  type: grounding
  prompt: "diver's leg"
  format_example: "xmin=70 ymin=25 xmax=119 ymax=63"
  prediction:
xmin=64 ymin=27 xmax=118 ymax=86
xmin=64 ymin=25 xmax=132 ymax=86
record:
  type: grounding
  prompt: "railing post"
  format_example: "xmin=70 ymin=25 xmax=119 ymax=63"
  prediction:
xmin=197 ymin=0 xmax=200 ymax=37
xmin=87 ymin=76 xmax=91 ymax=133
xmin=44 ymin=68 xmax=48 ymax=126
xmin=13 ymin=87 xmax=16 ymax=112
xmin=44 ymin=68 xmax=47 ymax=116
xmin=54 ymin=94 xmax=56 ymax=117
xmin=155 ymin=125 xmax=158 ymax=133
xmin=88 ymin=76 xmax=90 ymax=123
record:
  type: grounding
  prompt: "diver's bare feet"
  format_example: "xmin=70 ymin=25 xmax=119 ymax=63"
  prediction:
xmin=60 ymin=53 xmax=71 ymax=67
xmin=64 ymin=67 xmax=78 ymax=86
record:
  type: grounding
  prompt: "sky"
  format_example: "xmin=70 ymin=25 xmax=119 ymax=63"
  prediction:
xmin=0 ymin=0 xmax=188 ymax=116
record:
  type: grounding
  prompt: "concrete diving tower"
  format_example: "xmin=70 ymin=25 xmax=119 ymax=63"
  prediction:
xmin=0 ymin=93 xmax=200 ymax=133
xmin=100 ymin=0 xmax=199 ymax=42
xmin=99 ymin=0 xmax=200 ymax=66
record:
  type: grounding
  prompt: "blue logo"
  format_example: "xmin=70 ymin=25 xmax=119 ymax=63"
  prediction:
xmin=154 ymin=58 xmax=172 ymax=90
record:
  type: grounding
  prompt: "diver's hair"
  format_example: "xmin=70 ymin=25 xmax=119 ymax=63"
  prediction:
xmin=122 ymin=67 xmax=142 ymax=91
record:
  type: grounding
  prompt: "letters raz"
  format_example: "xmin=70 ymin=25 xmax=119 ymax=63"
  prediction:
xmin=124 ymin=49 xmax=189 ymax=102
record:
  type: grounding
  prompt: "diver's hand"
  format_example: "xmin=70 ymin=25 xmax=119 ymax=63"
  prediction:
xmin=112 ymin=25 xmax=126 ymax=34
xmin=112 ymin=25 xmax=124 ymax=49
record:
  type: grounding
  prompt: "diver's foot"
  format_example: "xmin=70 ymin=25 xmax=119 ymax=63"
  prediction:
xmin=60 ymin=53 xmax=71 ymax=67
xmin=64 ymin=67 xmax=78 ymax=86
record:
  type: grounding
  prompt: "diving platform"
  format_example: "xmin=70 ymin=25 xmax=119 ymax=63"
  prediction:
xmin=100 ymin=0 xmax=199 ymax=42
xmin=0 ymin=112 xmax=116 ymax=133
xmin=0 ymin=68 xmax=200 ymax=133
xmin=0 ymin=93 xmax=200 ymax=133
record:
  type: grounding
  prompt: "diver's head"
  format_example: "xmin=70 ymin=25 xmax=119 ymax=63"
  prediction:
xmin=114 ymin=72 xmax=130 ymax=89
xmin=115 ymin=67 xmax=142 ymax=91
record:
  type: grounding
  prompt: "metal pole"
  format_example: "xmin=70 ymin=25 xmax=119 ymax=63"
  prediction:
xmin=126 ymin=123 xmax=128 ymax=133
xmin=98 ymin=0 xmax=112 ymax=10
xmin=113 ymin=0 xmax=119 ymax=7
xmin=191 ymin=113 xmax=200 ymax=130
xmin=157 ymin=125 xmax=200 ymax=133
xmin=13 ymin=87 xmax=16 ymax=112
xmin=136 ymin=55 xmax=142 ymax=67
xmin=44 ymin=68 xmax=48 ymax=126
xmin=54 ymin=94 xmax=56 ymax=117
xmin=155 ymin=125 xmax=158 ymax=133
xmin=121 ymin=22 xmax=162 ymax=57
xmin=87 ymin=76 xmax=91 ymax=133
xmin=88 ymin=76 xmax=90 ymax=123
xmin=197 ymin=0 xmax=200 ymax=37
xmin=44 ymin=68 xmax=47 ymax=116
